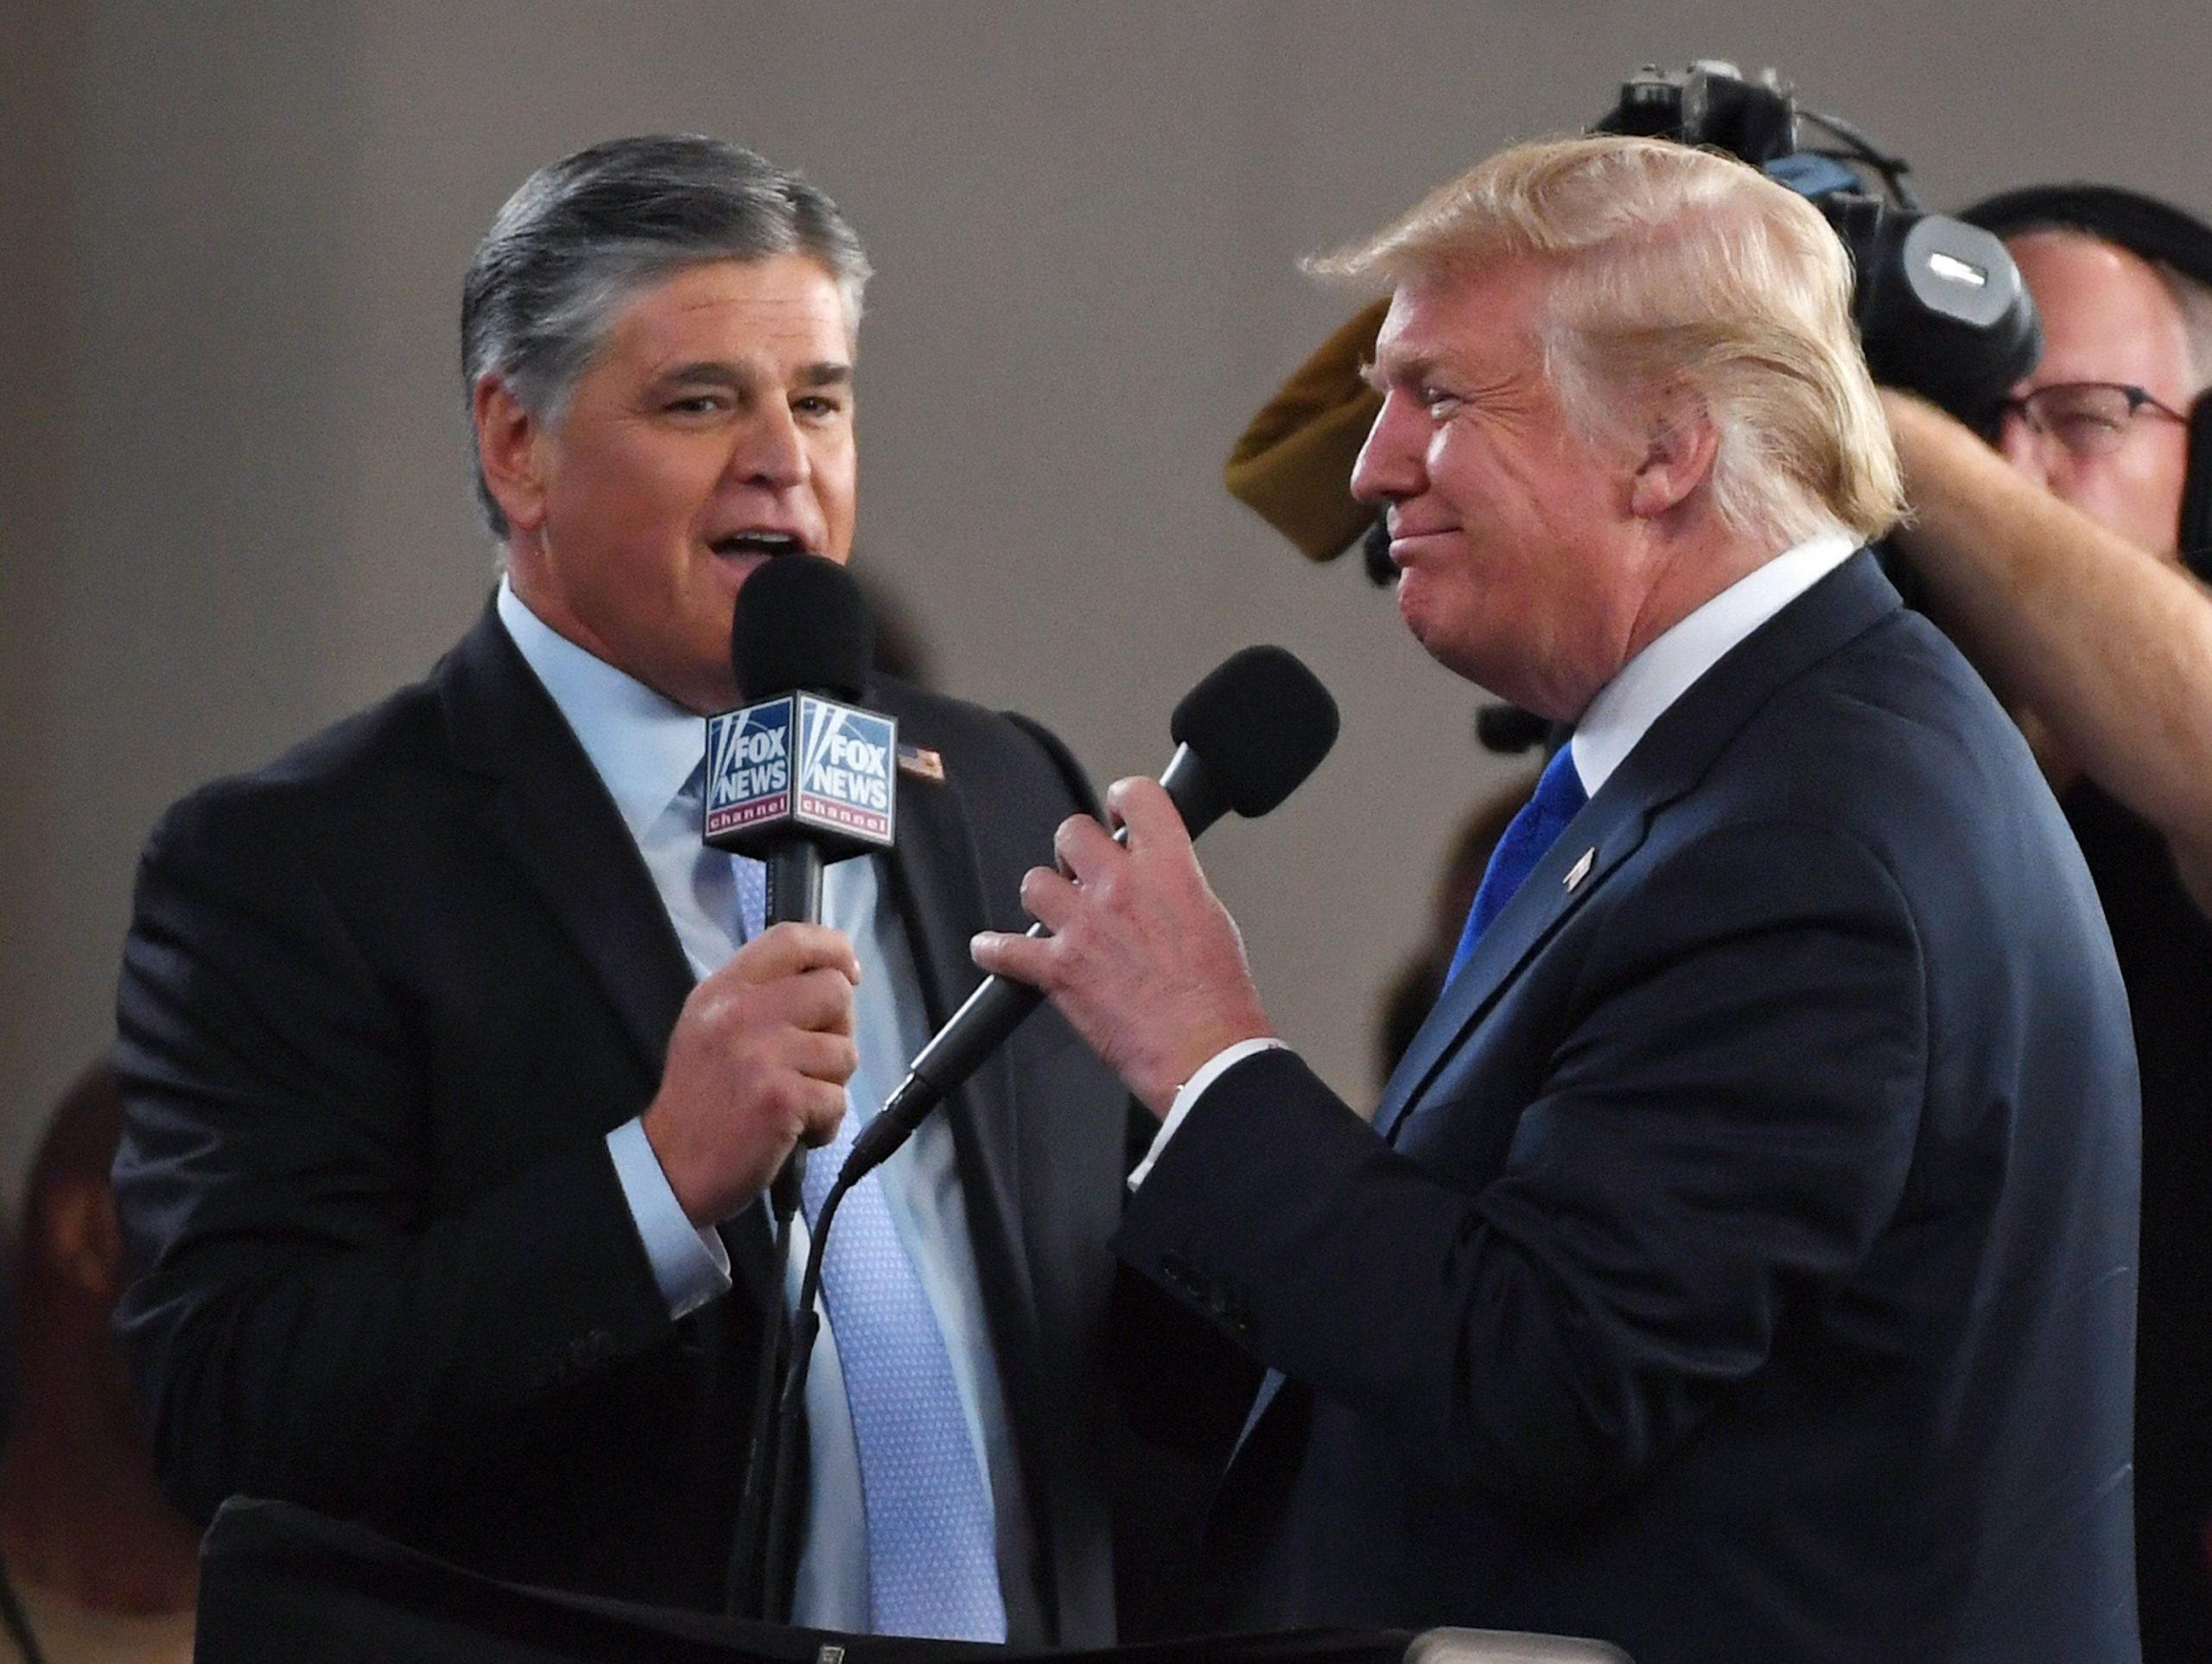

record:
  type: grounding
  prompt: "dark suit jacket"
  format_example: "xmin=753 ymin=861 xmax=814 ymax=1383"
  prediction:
xmin=112 ymin=604 xmax=1140 ymax=1643
xmin=1117 ymin=556 xmax=2142 ymax=1661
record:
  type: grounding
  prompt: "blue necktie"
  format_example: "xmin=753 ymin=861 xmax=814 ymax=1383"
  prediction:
xmin=1444 ymin=746 xmax=1589 ymax=987
xmin=736 ymin=865 xmax=1007 ymax=1642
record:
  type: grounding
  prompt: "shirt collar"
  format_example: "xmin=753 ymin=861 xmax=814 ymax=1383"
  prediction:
xmin=495 ymin=578 xmax=706 ymax=842
xmin=1570 ymin=531 xmax=1858 ymax=796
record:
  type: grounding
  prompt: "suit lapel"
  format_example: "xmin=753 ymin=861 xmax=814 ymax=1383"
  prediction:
xmin=437 ymin=605 xmax=778 ymax=1303
xmin=872 ymin=691 xmax=1043 ymax=1337
xmin=1375 ymin=784 xmax=1650 ymax=1142
xmin=1377 ymin=552 xmax=1901 ymax=1144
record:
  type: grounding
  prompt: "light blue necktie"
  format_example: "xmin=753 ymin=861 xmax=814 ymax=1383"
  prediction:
xmin=1444 ymin=745 xmax=1589 ymax=987
xmin=736 ymin=864 xmax=1007 ymax=1642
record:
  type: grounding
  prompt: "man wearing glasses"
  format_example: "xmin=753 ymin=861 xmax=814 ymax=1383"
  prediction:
xmin=1882 ymin=185 xmax=2212 ymax=1662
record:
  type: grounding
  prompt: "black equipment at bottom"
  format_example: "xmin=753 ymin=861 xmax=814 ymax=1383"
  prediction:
xmin=195 ymin=1496 xmax=1630 ymax=1662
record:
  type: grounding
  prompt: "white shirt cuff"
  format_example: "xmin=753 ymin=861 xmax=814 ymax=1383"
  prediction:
xmin=606 ymin=1117 xmax=732 ymax=1318
xmin=1127 ymin=1038 xmax=1287 ymax=1190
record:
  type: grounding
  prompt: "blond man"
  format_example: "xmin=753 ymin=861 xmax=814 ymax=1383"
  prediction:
xmin=979 ymin=136 xmax=2140 ymax=1662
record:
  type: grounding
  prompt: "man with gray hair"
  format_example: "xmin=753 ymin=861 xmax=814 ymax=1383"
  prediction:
xmin=978 ymin=134 xmax=2140 ymax=1661
xmin=111 ymin=136 xmax=1139 ymax=1644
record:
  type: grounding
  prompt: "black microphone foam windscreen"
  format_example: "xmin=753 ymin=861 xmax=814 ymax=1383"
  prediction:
xmin=730 ymin=555 xmax=874 ymax=702
xmin=1170 ymin=645 xmax=1340 ymax=817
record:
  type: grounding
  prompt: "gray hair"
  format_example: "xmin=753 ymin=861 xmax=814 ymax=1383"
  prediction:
xmin=461 ymin=134 xmax=871 ymax=538
xmin=2160 ymin=264 xmax=2212 ymax=394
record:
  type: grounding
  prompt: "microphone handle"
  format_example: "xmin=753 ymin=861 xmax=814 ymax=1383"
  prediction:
xmin=765 ymin=840 xmax=824 ymax=930
xmin=847 ymin=972 xmax=1044 ymax=1173
xmin=762 ymin=838 xmax=823 ymax=1204
xmin=842 ymin=743 xmax=1234 ymax=1180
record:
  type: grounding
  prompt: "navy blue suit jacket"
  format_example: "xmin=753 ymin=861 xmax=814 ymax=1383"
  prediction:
xmin=1118 ymin=555 xmax=2141 ymax=1661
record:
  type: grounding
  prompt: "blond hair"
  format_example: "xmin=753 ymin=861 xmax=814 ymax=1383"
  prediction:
xmin=1313 ymin=134 xmax=1903 ymax=549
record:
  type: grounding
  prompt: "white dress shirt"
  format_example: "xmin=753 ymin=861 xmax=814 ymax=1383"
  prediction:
xmin=1134 ymin=531 xmax=1859 ymax=1179
xmin=494 ymin=581 xmax=1036 ymax=1633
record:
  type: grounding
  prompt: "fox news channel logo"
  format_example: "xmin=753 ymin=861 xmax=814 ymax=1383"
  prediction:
xmin=795 ymin=696 xmax=895 ymax=842
xmin=703 ymin=695 xmax=896 ymax=851
xmin=703 ymin=699 xmax=794 ymax=838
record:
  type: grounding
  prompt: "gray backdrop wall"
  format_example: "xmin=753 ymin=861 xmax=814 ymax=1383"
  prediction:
xmin=8 ymin=0 xmax=2211 ymax=1196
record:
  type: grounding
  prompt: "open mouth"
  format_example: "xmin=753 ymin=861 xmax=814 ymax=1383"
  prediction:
xmin=711 ymin=530 xmax=809 ymax=558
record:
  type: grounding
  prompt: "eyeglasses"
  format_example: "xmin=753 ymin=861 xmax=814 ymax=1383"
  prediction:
xmin=1996 ymin=381 xmax=2190 ymax=456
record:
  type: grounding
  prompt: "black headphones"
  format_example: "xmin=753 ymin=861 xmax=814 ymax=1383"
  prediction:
xmin=1957 ymin=183 xmax=2212 ymax=581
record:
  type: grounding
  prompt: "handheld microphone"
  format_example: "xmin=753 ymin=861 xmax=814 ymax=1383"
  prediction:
xmin=705 ymin=554 xmax=896 ymax=923
xmin=841 ymin=644 xmax=1340 ymax=1184
xmin=714 ymin=555 xmax=893 ymax=1620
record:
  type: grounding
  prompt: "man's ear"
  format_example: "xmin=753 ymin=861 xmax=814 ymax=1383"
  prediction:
xmin=41 ymin=1175 xmax=124 ymax=1307
xmin=1628 ymin=396 xmax=1719 ymax=521
xmin=473 ymin=374 xmax=550 ymax=537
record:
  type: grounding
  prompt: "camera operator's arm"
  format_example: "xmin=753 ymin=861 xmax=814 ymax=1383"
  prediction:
xmin=1884 ymin=389 xmax=2212 ymax=912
